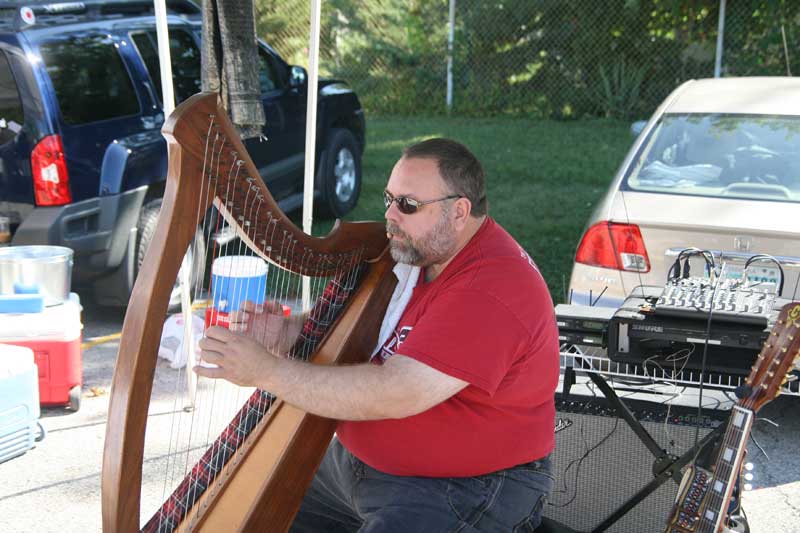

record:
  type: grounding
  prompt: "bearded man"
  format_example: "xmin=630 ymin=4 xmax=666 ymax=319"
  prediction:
xmin=196 ymin=138 xmax=560 ymax=532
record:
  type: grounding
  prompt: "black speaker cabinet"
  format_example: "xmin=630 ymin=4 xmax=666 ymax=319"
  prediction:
xmin=544 ymin=395 xmax=726 ymax=533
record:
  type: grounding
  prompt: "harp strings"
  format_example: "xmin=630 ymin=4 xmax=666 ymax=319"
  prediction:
xmin=148 ymin=117 xmax=220 ymax=533
xmin=156 ymin=120 xmax=222 ymax=531
xmin=148 ymin=114 xmax=365 ymax=532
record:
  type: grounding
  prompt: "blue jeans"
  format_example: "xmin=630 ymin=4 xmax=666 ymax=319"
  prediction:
xmin=290 ymin=438 xmax=554 ymax=533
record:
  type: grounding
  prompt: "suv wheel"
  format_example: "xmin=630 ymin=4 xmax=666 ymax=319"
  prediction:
xmin=136 ymin=199 xmax=206 ymax=310
xmin=318 ymin=128 xmax=362 ymax=218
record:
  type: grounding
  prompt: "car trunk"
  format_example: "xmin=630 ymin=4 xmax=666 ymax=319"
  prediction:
xmin=609 ymin=191 xmax=800 ymax=297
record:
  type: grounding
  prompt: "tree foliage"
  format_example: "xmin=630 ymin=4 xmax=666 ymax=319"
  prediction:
xmin=254 ymin=0 xmax=800 ymax=118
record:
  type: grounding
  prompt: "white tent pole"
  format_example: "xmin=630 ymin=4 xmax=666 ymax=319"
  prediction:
xmin=301 ymin=0 xmax=322 ymax=312
xmin=154 ymin=0 xmax=196 ymax=405
xmin=154 ymin=0 xmax=176 ymax=114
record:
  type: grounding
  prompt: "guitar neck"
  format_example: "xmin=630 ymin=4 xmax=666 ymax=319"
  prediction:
xmin=697 ymin=405 xmax=753 ymax=533
xmin=666 ymin=301 xmax=800 ymax=533
xmin=664 ymin=405 xmax=753 ymax=533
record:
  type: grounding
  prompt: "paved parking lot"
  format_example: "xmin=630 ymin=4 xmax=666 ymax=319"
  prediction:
xmin=0 ymin=293 xmax=799 ymax=532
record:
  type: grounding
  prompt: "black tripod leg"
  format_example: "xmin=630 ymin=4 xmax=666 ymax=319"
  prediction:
xmin=590 ymin=423 xmax=725 ymax=533
xmin=567 ymin=364 xmax=726 ymax=532
xmin=586 ymin=372 xmax=665 ymax=460
xmin=563 ymin=366 xmax=576 ymax=399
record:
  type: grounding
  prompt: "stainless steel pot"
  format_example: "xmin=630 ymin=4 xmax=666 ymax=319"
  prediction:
xmin=0 ymin=246 xmax=74 ymax=305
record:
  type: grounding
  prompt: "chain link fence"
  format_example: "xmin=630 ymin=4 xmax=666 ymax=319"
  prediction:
xmin=255 ymin=0 xmax=799 ymax=119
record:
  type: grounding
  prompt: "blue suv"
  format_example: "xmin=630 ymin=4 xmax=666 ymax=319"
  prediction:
xmin=0 ymin=0 xmax=366 ymax=306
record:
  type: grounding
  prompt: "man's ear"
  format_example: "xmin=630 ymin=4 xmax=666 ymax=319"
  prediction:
xmin=453 ymin=197 xmax=472 ymax=228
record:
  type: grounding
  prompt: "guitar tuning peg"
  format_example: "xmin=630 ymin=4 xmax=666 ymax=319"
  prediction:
xmin=744 ymin=473 xmax=754 ymax=481
xmin=745 ymin=463 xmax=754 ymax=471
xmin=744 ymin=483 xmax=753 ymax=491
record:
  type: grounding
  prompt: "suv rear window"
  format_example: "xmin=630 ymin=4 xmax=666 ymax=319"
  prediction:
xmin=0 ymin=51 xmax=23 ymax=144
xmin=131 ymin=29 xmax=201 ymax=105
xmin=40 ymin=35 xmax=140 ymax=125
xmin=624 ymin=114 xmax=800 ymax=203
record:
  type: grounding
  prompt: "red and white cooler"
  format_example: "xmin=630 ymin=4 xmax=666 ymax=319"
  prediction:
xmin=0 ymin=293 xmax=82 ymax=410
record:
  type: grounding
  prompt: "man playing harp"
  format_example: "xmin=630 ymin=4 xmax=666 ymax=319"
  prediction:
xmin=196 ymin=138 xmax=560 ymax=531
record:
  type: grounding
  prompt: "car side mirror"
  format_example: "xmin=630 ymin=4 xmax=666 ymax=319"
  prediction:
xmin=630 ymin=120 xmax=646 ymax=138
xmin=290 ymin=66 xmax=307 ymax=89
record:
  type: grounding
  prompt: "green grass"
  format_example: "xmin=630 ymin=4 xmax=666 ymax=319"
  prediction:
xmin=313 ymin=116 xmax=633 ymax=303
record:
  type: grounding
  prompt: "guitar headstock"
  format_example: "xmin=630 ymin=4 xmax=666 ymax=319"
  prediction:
xmin=744 ymin=302 xmax=800 ymax=412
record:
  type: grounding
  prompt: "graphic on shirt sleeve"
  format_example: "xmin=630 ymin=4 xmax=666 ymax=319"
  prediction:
xmin=518 ymin=245 xmax=539 ymax=273
xmin=377 ymin=325 xmax=413 ymax=362
xmin=398 ymin=326 xmax=412 ymax=343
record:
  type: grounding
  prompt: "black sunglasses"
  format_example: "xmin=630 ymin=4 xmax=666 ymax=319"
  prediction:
xmin=383 ymin=190 xmax=462 ymax=215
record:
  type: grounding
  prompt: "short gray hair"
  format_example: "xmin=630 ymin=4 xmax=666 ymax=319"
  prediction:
xmin=402 ymin=138 xmax=487 ymax=217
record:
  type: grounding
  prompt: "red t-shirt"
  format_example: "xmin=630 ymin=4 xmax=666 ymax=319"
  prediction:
xmin=337 ymin=217 xmax=560 ymax=477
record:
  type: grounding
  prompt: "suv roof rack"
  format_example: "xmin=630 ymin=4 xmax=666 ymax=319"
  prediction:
xmin=0 ymin=0 xmax=201 ymax=31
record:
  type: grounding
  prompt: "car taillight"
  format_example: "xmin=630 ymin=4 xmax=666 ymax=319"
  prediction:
xmin=575 ymin=221 xmax=650 ymax=272
xmin=31 ymin=134 xmax=71 ymax=206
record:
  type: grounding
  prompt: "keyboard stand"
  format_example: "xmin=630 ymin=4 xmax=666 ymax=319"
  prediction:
xmin=562 ymin=362 xmax=726 ymax=533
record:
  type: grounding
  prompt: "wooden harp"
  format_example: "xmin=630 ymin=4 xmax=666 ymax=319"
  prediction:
xmin=101 ymin=92 xmax=396 ymax=532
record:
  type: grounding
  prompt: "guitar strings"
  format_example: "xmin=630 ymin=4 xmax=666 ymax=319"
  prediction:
xmin=687 ymin=305 xmax=796 ymax=531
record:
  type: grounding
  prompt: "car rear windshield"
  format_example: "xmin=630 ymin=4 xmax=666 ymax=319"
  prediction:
xmin=40 ymin=35 xmax=140 ymax=125
xmin=623 ymin=114 xmax=800 ymax=203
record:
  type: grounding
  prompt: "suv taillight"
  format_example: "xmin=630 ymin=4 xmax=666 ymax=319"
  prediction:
xmin=575 ymin=221 xmax=650 ymax=272
xmin=31 ymin=134 xmax=71 ymax=206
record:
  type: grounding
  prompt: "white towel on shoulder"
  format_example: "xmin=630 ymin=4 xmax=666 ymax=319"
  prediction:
xmin=371 ymin=263 xmax=420 ymax=358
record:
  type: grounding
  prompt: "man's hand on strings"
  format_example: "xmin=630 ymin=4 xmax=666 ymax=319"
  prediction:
xmin=229 ymin=300 xmax=283 ymax=336
xmin=229 ymin=300 xmax=298 ymax=354
xmin=194 ymin=325 xmax=277 ymax=387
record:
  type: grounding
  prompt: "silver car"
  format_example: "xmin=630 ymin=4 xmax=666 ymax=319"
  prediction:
xmin=569 ymin=77 xmax=800 ymax=308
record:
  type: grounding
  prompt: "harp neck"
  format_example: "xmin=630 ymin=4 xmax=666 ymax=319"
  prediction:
xmin=163 ymin=92 xmax=387 ymax=275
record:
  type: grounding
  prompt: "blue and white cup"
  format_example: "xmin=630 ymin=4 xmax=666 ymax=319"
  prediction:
xmin=210 ymin=255 xmax=268 ymax=312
